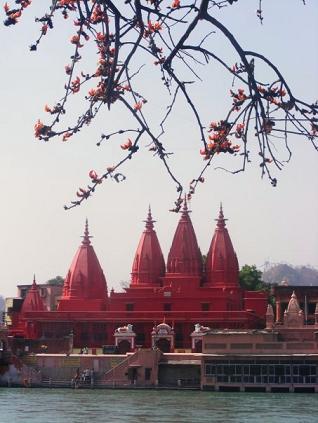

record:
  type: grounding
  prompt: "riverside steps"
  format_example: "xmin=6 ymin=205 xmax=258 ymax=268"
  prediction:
xmin=2 ymin=344 xmax=318 ymax=393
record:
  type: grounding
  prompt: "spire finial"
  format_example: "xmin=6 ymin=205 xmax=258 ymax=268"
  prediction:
xmin=144 ymin=205 xmax=155 ymax=230
xmin=181 ymin=194 xmax=191 ymax=217
xmin=82 ymin=218 xmax=92 ymax=245
xmin=183 ymin=195 xmax=188 ymax=211
xmin=215 ymin=202 xmax=227 ymax=228
xmin=32 ymin=274 xmax=36 ymax=287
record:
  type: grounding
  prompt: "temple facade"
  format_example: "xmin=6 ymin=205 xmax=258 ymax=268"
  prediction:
xmin=8 ymin=204 xmax=268 ymax=353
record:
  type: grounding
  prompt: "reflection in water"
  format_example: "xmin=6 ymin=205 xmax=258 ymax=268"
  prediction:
xmin=0 ymin=389 xmax=317 ymax=423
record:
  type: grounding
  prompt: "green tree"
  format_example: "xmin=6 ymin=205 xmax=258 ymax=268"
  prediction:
xmin=46 ymin=276 xmax=64 ymax=286
xmin=239 ymin=265 xmax=265 ymax=291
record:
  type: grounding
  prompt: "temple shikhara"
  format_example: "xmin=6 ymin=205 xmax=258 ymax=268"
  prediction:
xmin=7 ymin=203 xmax=268 ymax=353
xmin=3 ymin=204 xmax=318 ymax=393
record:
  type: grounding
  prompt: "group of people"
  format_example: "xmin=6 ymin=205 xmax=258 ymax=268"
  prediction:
xmin=73 ymin=367 xmax=94 ymax=388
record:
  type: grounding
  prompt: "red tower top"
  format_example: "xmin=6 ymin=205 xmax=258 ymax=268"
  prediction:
xmin=59 ymin=220 xmax=107 ymax=311
xmin=167 ymin=199 xmax=202 ymax=275
xmin=21 ymin=276 xmax=46 ymax=313
xmin=131 ymin=207 xmax=165 ymax=286
xmin=206 ymin=204 xmax=239 ymax=287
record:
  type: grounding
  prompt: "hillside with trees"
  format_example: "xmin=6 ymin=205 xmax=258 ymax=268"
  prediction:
xmin=263 ymin=264 xmax=318 ymax=286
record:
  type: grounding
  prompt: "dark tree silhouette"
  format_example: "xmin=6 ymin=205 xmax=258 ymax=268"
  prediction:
xmin=4 ymin=0 xmax=317 ymax=210
xmin=46 ymin=276 xmax=64 ymax=286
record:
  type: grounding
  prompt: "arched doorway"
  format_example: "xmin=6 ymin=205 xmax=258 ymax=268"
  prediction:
xmin=156 ymin=338 xmax=170 ymax=353
xmin=194 ymin=340 xmax=202 ymax=353
xmin=117 ymin=339 xmax=131 ymax=354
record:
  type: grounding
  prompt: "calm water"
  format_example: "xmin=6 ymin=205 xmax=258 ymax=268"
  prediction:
xmin=0 ymin=389 xmax=317 ymax=423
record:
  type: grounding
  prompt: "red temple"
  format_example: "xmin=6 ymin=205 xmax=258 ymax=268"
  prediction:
xmin=9 ymin=204 xmax=268 ymax=353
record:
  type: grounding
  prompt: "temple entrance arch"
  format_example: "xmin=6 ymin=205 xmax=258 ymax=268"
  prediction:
xmin=194 ymin=340 xmax=202 ymax=353
xmin=155 ymin=338 xmax=170 ymax=353
xmin=190 ymin=323 xmax=210 ymax=352
xmin=114 ymin=324 xmax=136 ymax=352
xmin=117 ymin=339 xmax=131 ymax=354
xmin=151 ymin=322 xmax=174 ymax=352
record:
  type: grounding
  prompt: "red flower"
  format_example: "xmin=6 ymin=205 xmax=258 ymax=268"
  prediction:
xmin=65 ymin=65 xmax=72 ymax=75
xmin=133 ymin=101 xmax=143 ymax=111
xmin=120 ymin=139 xmax=133 ymax=150
xmin=62 ymin=132 xmax=72 ymax=141
xmin=34 ymin=120 xmax=45 ymax=138
xmin=89 ymin=170 xmax=98 ymax=180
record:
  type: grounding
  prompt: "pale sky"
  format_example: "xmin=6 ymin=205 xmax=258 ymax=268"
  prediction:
xmin=0 ymin=1 xmax=317 ymax=298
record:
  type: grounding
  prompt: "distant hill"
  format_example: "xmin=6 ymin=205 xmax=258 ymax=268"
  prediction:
xmin=263 ymin=264 xmax=318 ymax=286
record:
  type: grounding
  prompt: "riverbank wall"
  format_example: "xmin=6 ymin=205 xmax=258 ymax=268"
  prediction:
xmin=1 ymin=350 xmax=318 ymax=393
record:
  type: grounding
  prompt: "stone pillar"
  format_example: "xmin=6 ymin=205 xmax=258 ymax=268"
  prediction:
xmin=275 ymin=301 xmax=281 ymax=322
xmin=266 ymin=304 xmax=274 ymax=330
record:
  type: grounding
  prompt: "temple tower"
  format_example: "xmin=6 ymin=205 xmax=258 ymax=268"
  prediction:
xmin=164 ymin=199 xmax=202 ymax=288
xmin=205 ymin=204 xmax=239 ymax=287
xmin=131 ymin=207 xmax=165 ymax=287
xmin=283 ymin=291 xmax=304 ymax=328
xmin=58 ymin=220 xmax=108 ymax=311
xmin=20 ymin=276 xmax=46 ymax=339
xmin=21 ymin=276 xmax=46 ymax=313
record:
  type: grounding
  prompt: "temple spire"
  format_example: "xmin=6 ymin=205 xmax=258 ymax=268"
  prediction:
xmin=21 ymin=275 xmax=46 ymax=313
xmin=166 ymin=198 xmax=202 ymax=276
xmin=206 ymin=205 xmax=239 ymax=287
xmin=181 ymin=195 xmax=192 ymax=218
xmin=131 ymin=207 xmax=165 ymax=286
xmin=182 ymin=196 xmax=188 ymax=213
xmin=216 ymin=202 xmax=227 ymax=229
xmin=144 ymin=205 xmax=155 ymax=231
xmin=82 ymin=218 xmax=92 ymax=245
xmin=58 ymin=220 xmax=108 ymax=311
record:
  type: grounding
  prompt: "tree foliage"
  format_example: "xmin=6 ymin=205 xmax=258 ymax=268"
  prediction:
xmin=46 ymin=275 xmax=64 ymax=286
xmin=239 ymin=264 xmax=266 ymax=291
xmin=3 ymin=1 xmax=317 ymax=210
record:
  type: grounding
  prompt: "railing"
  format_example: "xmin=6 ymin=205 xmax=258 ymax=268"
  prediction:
xmin=102 ymin=352 xmax=138 ymax=382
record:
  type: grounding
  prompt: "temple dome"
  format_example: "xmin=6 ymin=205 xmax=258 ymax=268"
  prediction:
xmin=167 ymin=199 xmax=202 ymax=275
xmin=286 ymin=291 xmax=301 ymax=313
xmin=21 ymin=276 xmax=46 ymax=313
xmin=205 ymin=204 xmax=239 ymax=287
xmin=131 ymin=207 xmax=165 ymax=286
xmin=58 ymin=220 xmax=107 ymax=310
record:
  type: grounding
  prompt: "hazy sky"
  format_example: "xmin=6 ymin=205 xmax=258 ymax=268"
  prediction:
xmin=0 ymin=1 xmax=317 ymax=298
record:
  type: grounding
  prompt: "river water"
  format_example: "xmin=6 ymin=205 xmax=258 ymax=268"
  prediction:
xmin=0 ymin=388 xmax=317 ymax=423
